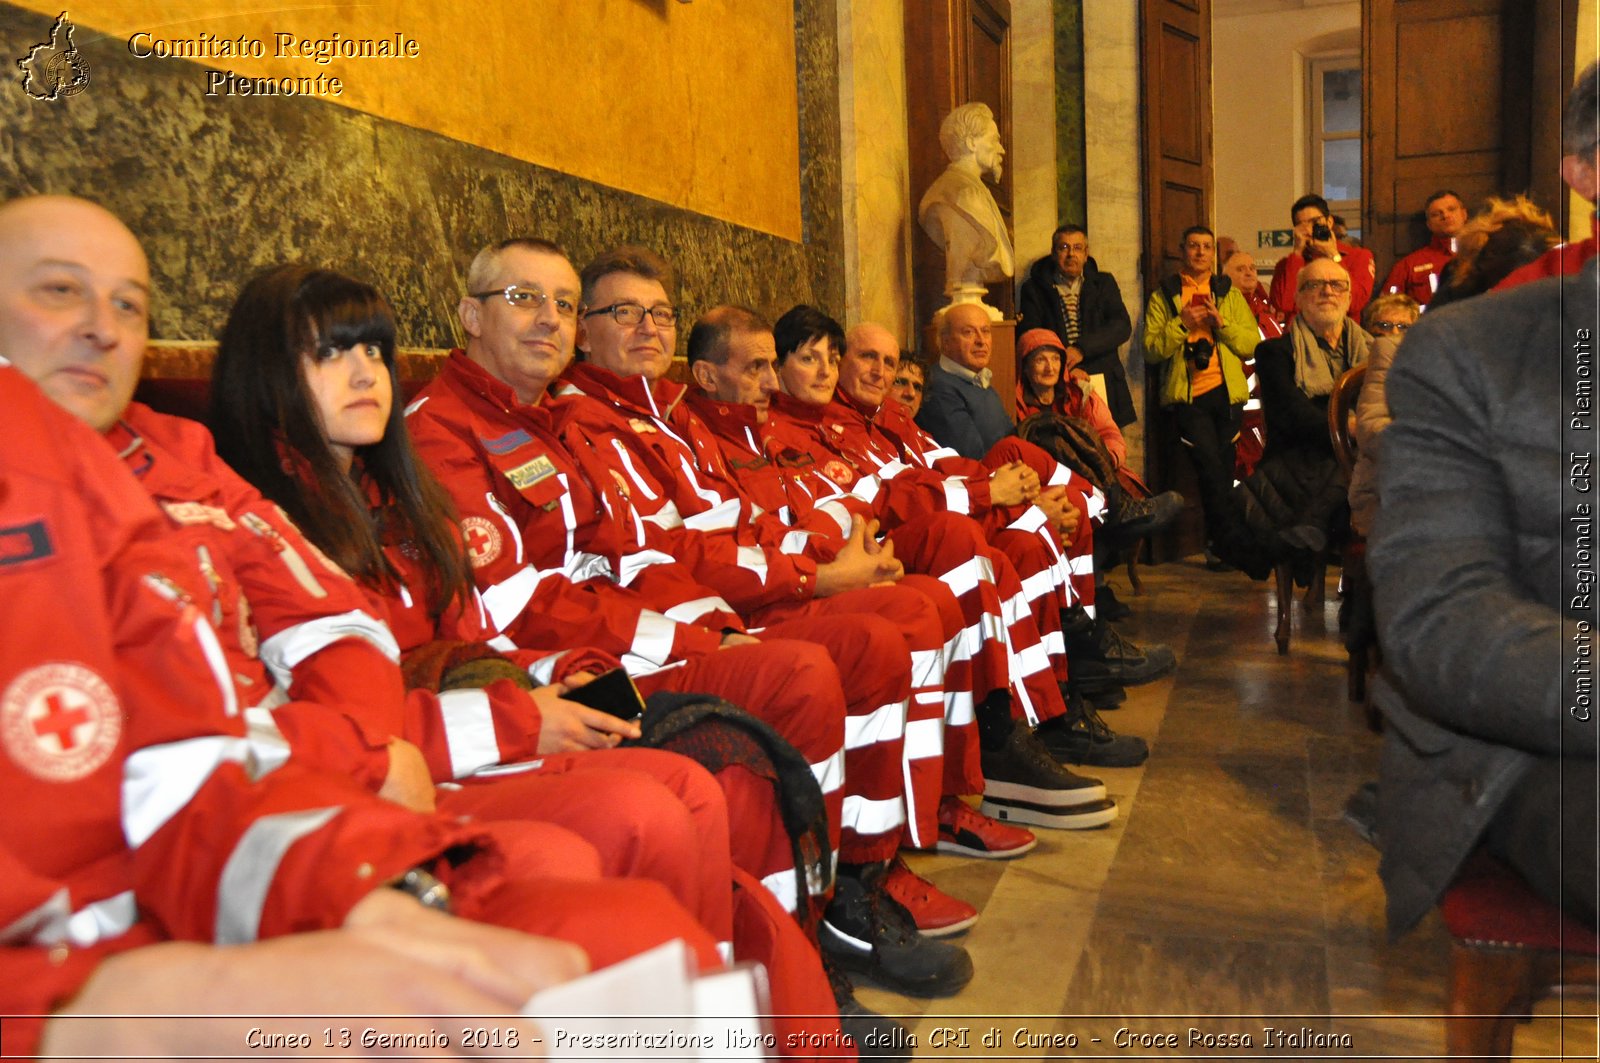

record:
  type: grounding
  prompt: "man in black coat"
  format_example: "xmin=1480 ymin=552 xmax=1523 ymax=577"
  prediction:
xmin=1018 ymin=225 xmax=1135 ymax=427
xmin=1371 ymin=258 xmax=1598 ymax=936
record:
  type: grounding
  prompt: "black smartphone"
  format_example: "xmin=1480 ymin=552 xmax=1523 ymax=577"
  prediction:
xmin=564 ymin=667 xmax=646 ymax=722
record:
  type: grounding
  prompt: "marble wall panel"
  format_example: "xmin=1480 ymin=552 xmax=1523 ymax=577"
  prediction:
xmin=837 ymin=0 xmax=914 ymax=340
xmin=1052 ymin=0 xmax=1087 ymax=229
xmin=0 ymin=2 xmax=843 ymax=349
xmin=1010 ymin=0 xmax=1058 ymax=300
xmin=1081 ymin=0 xmax=1146 ymax=470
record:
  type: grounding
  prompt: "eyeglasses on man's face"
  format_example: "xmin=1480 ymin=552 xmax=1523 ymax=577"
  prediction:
xmin=1299 ymin=278 xmax=1351 ymax=294
xmin=469 ymin=285 xmax=580 ymax=319
xmin=583 ymin=302 xmax=680 ymax=328
xmin=1370 ymin=320 xmax=1412 ymax=333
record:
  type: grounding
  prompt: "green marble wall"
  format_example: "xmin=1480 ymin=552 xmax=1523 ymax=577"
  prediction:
xmin=0 ymin=2 xmax=844 ymax=347
xmin=1053 ymin=0 xmax=1088 ymax=229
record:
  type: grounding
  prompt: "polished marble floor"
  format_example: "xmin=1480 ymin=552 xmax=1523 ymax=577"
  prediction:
xmin=857 ymin=558 xmax=1599 ymax=1061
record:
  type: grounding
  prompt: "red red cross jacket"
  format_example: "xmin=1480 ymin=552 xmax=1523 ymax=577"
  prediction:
xmin=406 ymin=352 xmax=747 ymax=670
xmin=1268 ymin=243 xmax=1377 ymax=321
xmin=555 ymin=363 xmax=847 ymax=562
xmin=0 ymin=369 xmax=497 ymax=1056
xmin=1382 ymin=233 xmax=1456 ymax=306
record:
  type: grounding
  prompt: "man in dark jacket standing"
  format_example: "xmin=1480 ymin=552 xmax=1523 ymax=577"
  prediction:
xmin=1018 ymin=225 xmax=1136 ymax=427
xmin=1371 ymin=258 xmax=1597 ymax=937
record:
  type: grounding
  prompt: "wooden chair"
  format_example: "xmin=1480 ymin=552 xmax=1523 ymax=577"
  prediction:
xmin=1440 ymin=851 xmax=1599 ymax=1061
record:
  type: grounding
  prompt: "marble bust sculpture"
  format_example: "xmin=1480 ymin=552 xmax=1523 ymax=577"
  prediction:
xmin=917 ymin=101 xmax=1014 ymax=321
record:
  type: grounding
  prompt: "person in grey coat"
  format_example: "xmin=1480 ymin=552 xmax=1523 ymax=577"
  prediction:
xmin=1371 ymin=258 xmax=1598 ymax=936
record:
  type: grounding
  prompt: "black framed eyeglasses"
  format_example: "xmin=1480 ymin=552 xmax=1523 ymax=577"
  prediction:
xmin=1370 ymin=320 xmax=1412 ymax=333
xmin=468 ymin=285 xmax=579 ymax=319
xmin=583 ymin=302 xmax=679 ymax=328
xmin=1298 ymin=279 xmax=1351 ymax=294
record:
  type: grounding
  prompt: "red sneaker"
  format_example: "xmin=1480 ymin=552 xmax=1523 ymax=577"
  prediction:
xmin=937 ymin=795 xmax=1038 ymax=859
xmin=882 ymin=856 xmax=978 ymax=937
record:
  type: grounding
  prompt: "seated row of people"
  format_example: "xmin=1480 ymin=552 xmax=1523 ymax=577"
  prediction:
xmin=2 ymin=194 xmax=1180 ymax=1060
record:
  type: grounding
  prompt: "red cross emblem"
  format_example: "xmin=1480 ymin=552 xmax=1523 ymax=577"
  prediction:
xmin=460 ymin=516 xmax=503 ymax=569
xmin=3 ymin=662 xmax=121 ymax=782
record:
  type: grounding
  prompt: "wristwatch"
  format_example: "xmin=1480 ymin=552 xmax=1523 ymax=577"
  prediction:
xmin=388 ymin=866 xmax=453 ymax=912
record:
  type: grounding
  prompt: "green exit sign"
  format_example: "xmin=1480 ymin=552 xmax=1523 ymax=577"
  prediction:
xmin=1258 ymin=229 xmax=1294 ymax=248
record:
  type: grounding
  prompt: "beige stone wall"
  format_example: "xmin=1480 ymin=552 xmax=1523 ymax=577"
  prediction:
xmin=1082 ymin=1 xmax=1145 ymax=472
xmin=1010 ymin=0 xmax=1059 ymax=302
xmin=19 ymin=0 xmax=804 ymax=240
xmin=1212 ymin=2 xmax=1360 ymax=270
xmin=837 ymin=0 xmax=913 ymax=339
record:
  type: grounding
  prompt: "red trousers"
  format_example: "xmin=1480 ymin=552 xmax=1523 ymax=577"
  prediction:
xmin=443 ymin=747 xmax=733 ymax=942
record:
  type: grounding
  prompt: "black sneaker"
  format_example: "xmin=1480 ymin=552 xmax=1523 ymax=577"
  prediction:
xmin=1037 ymin=695 xmax=1150 ymax=767
xmin=1065 ymin=674 xmax=1127 ymax=710
xmin=825 ymin=958 xmax=912 ymax=1062
xmin=1095 ymin=581 xmax=1133 ymax=621
xmin=1110 ymin=490 xmax=1183 ymax=540
xmin=979 ymin=725 xmax=1118 ymax=829
xmin=1064 ymin=610 xmax=1177 ymax=687
xmin=820 ymin=865 xmax=974 ymax=998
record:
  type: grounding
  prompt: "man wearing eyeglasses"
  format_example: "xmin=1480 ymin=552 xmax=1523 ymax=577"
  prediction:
xmin=1248 ymin=258 xmax=1372 ymax=570
xmin=1266 ymin=193 xmax=1376 ymax=322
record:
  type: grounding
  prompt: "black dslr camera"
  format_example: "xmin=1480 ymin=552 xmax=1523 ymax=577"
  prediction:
xmin=1184 ymin=337 xmax=1214 ymax=370
xmin=1310 ymin=220 xmax=1333 ymax=242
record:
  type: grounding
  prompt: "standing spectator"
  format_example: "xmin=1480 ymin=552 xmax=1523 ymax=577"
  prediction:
xmin=1142 ymin=226 xmax=1260 ymax=569
xmin=1382 ymin=190 xmax=1468 ymax=306
xmin=1267 ymin=193 xmax=1377 ymax=322
xmin=1017 ymin=224 xmax=1136 ymax=427
xmin=1220 ymin=248 xmax=1279 ymax=480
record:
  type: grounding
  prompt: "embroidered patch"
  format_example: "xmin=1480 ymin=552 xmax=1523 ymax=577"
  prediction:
xmin=608 ymin=469 xmax=632 ymax=500
xmin=1412 ymin=262 xmax=1433 ymax=272
xmin=0 ymin=519 xmax=53 ymax=570
xmin=158 ymin=500 xmax=236 ymax=531
xmin=627 ymin=418 xmax=657 ymax=434
xmin=481 ymin=429 xmax=535 ymax=455
xmin=505 ymin=455 xmax=557 ymax=490
xmin=1 ymin=662 xmax=122 ymax=782
xmin=460 ymin=516 xmax=503 ymax=569
xmin=822 ymin=460 xmax=855 ymax=486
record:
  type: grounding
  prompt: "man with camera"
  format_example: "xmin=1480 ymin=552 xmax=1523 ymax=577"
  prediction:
xmin=1266 ymin=193 xmax=1376 ymax=322
xmin=1142 ymin=225 xmax=1260 ymax=568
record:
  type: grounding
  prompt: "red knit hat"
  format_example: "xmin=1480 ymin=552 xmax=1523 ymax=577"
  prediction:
xmin=1017 ymin=328 xmax=1066 ymax=361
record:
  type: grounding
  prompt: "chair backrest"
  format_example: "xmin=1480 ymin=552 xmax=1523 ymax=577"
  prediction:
xmin=1328 ymin=362 xmax=1366 ymax=475
xmin=134 ymin=340 xmax=450 ymax=424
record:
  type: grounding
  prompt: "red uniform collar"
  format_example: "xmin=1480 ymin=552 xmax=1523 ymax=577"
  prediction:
xmin=442 ymin=348 xmax=549 ymax=422
xmin=684 ymin=389 xmax=764 ymax=435
xmin=560 ymin=361 xmax=688 ymax=421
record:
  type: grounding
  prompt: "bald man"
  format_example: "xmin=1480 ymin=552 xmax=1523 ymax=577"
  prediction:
xmin=916 ymin=303 xmax=1015 ymax=460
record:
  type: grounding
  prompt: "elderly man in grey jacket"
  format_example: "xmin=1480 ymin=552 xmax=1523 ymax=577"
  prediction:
xmin=1371 ymin=258 xmax=1598 ymax=935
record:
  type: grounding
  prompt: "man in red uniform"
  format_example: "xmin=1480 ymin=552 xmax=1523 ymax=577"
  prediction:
xmin=407 ymin=237 xmax=973 ymax=1017
xmin=1497 ymin=62 xmax=1600 ymax=289
xmin=1267 ymin=194 xmax=1376 ymax=322
xmin=0 ymin=196 xmax=848 ymax=1060
xmin=1381 ymin=190 xmax=1466 ymax=306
